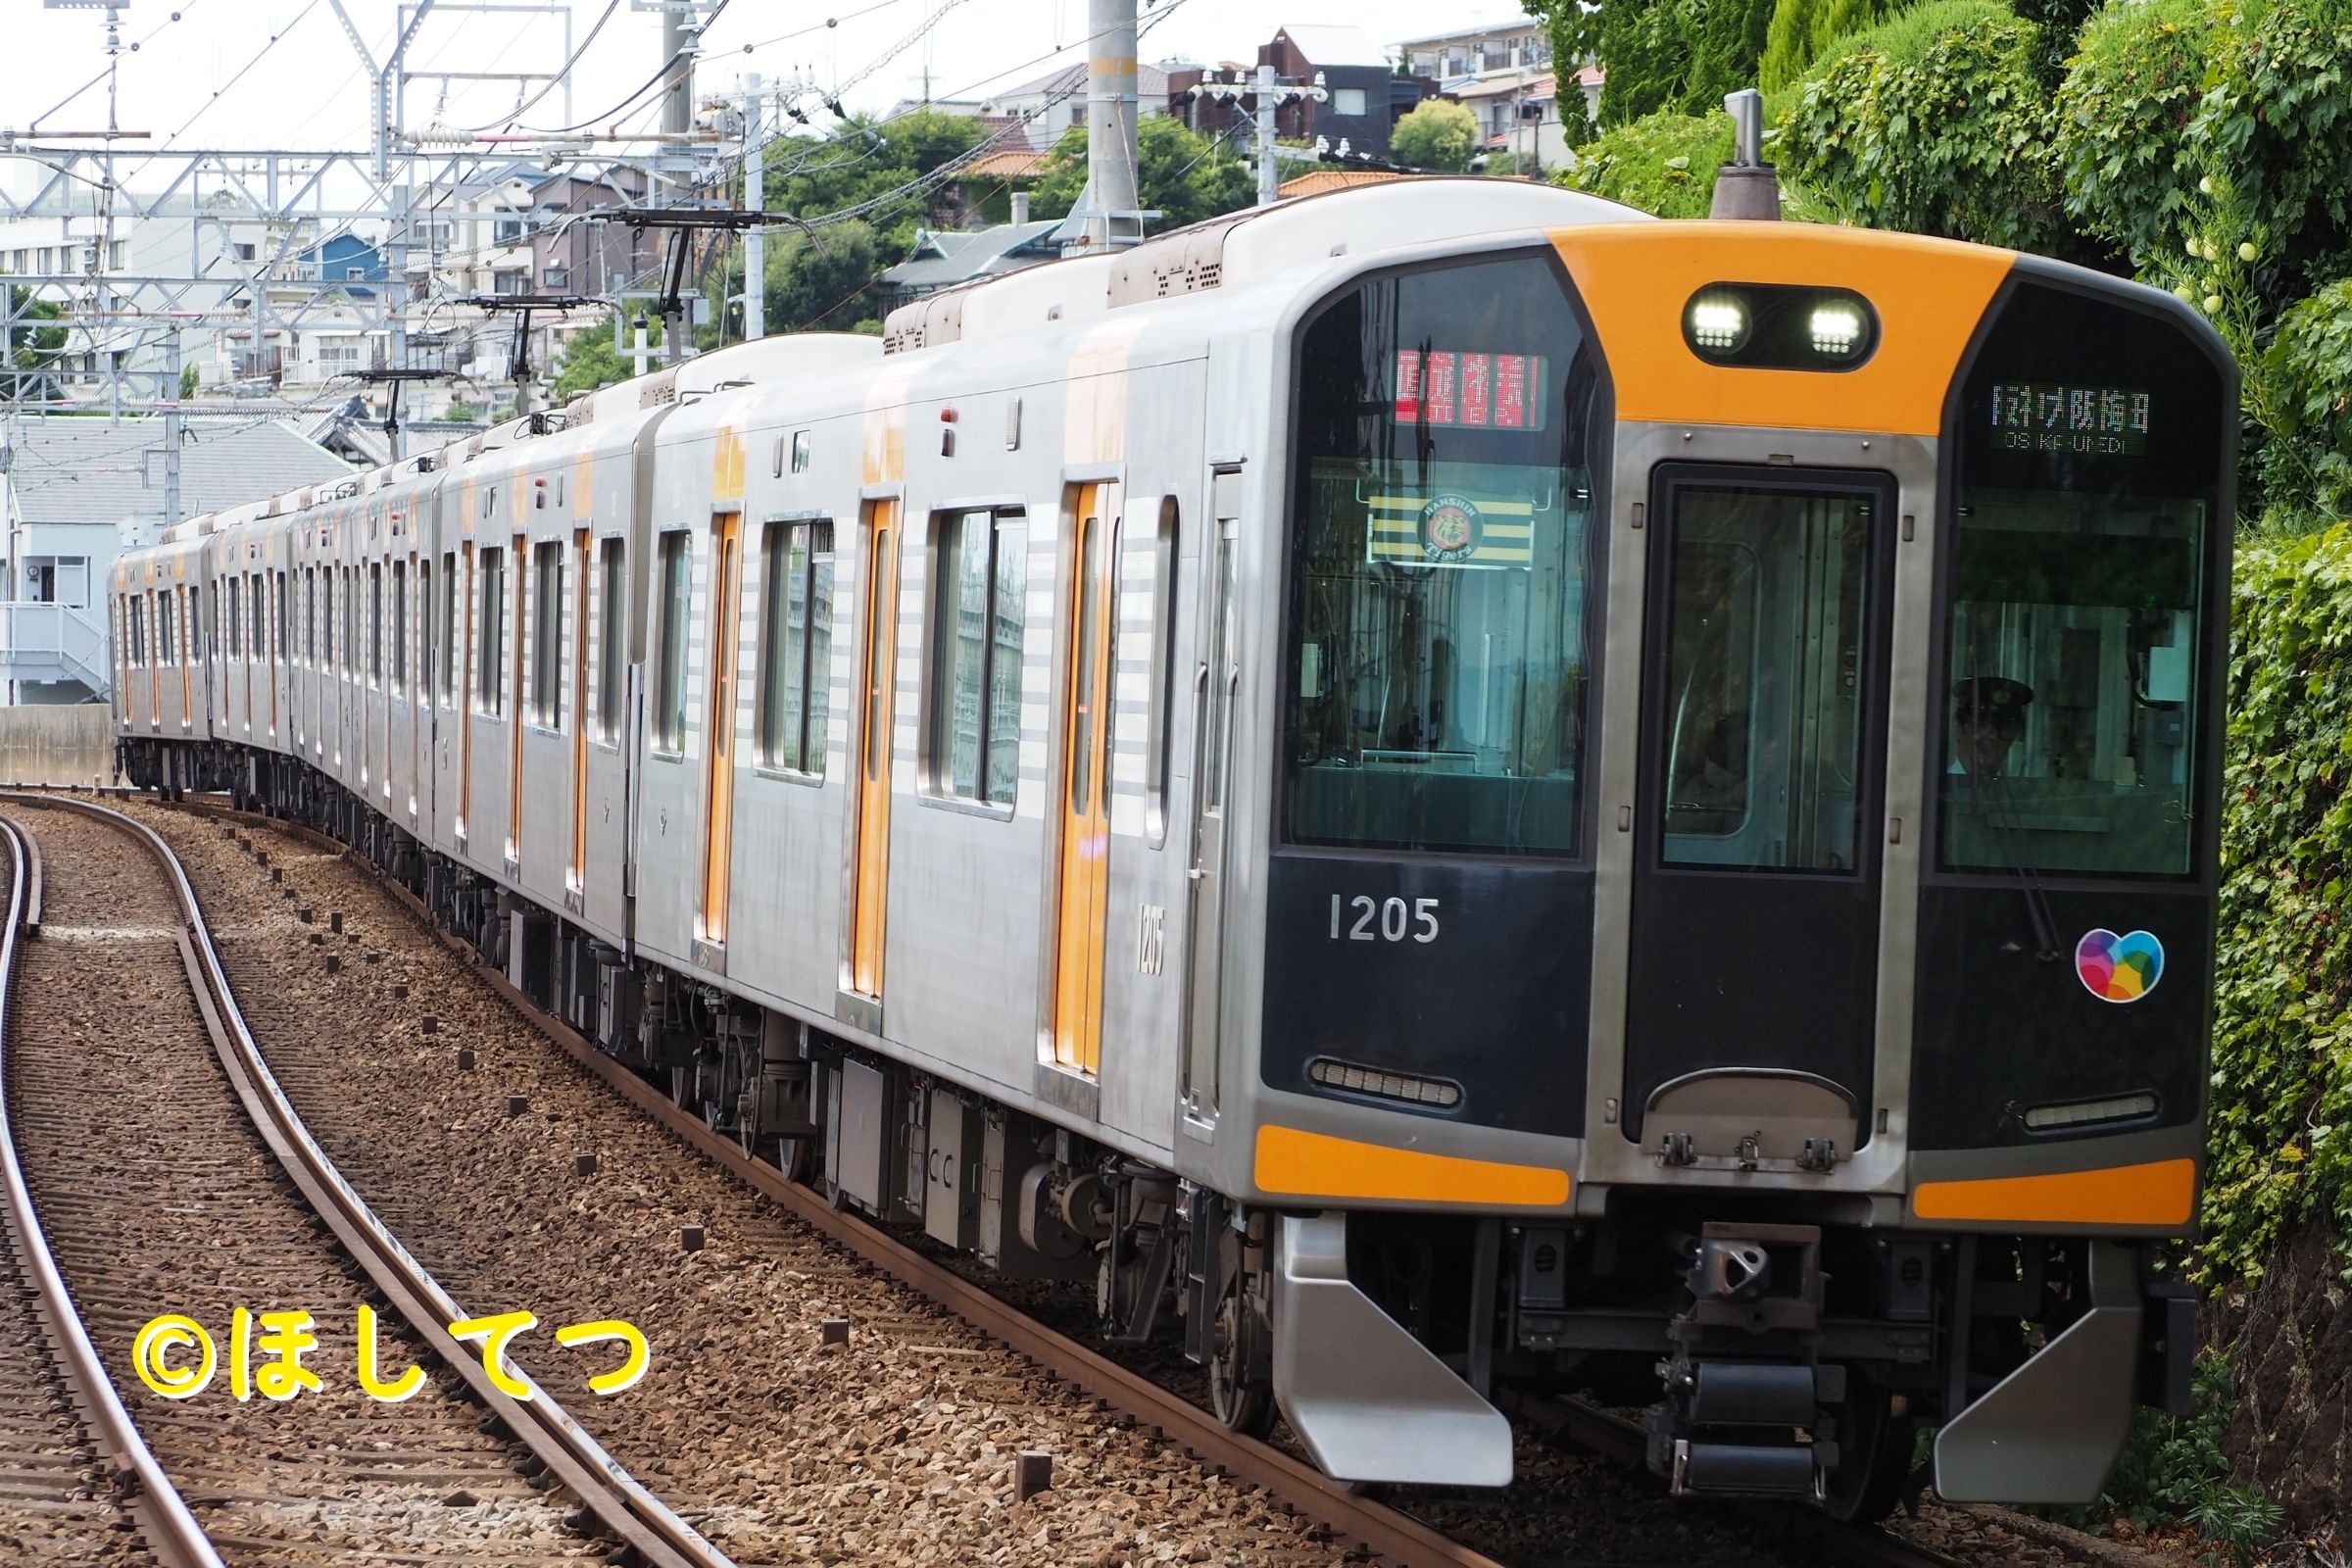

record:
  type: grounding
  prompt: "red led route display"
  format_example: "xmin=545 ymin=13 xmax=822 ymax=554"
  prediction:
xmin=1393 ymin=351 xmax=1548 ymax=432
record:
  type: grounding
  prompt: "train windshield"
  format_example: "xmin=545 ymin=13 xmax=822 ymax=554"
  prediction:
xmin=1284 ymin=251 xmax=1601 ymax=858
xmin=1937 ymin=278 xmax=2230 ymax=880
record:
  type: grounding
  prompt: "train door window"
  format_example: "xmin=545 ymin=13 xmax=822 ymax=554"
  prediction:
xmin=654 ymin=530 xmax=691 ymax=753
xmin=598 ymin=537 xmax=625 ymax=744
xmin=251 ymin=576 xmax=266 ymax=661
xmin=227 ymin=573 xmax=242 ymax=656
xmin=757 ymin=519 xmax=833 ymax=775
xmin=129 ymin=594 xmax=143 ymax=665
xmin=1144 ymin=497 xmax=1179 ymax=847
xmin=392 ymin=561 xmax=408 ymax=694
xmin=925 ymin=508 xmax=1026 ymax=805
xmin=477 ymin=547 xmax=506 ymax=715
xmin=439 ymin=551 xmax=458 ymax=706
xmin=370 ymin=564 xmax=384 ymax=685
xmin=417 ymin=560 xmax=431 ymax=699
xmin=1655 ymin=488 xmax=1873 ymax=871
xmin=159 ymin=589 xmax=174 ymax=664
xmin=532 ymin=539 xmax=564 ymax=729
xmin=1284 ymin=249 xmax=1601 ymax=857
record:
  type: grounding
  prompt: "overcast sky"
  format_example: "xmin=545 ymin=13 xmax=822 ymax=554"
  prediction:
xmin=2 ymin=0 xmax=1542 ymax=164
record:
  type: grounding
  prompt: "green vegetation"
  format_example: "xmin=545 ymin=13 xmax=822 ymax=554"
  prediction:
xmin=2205 ymin=523 xmax=2352 ymax=1282
xmin=2055 ymin=1353 xmax=2282 ymax=1562
xmin=3 ymin=279 xmax=66 ymax=402
xmin=1029 ymin=116 xmax=1253 ymax=230
xmin=1390 ymin=97 xmax=1481 ymax=172
xmin=551 ymin=318 xmax=658 ymax=399
xmin=1560 ymin=113 xmax=1737 ymax=219
xmin=178 ymin=362 xmax=199 ymax=400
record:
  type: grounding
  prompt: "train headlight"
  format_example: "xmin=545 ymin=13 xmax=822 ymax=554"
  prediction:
xmin=1682 ymin=283 xmax=1880 ymax=370
xmin=1809 ymin=303 xmax=1866 ymax=360
xmin=1686 ymin=293 xmax=1750 ymax=353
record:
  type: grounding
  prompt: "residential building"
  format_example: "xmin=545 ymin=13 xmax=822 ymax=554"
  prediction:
xmin=872 ymin=219 xmax=1065 ymax=318
xmin=1256 ymin=25 xmax=1434 ymax=161
xmin=1400 ymin=20 xmax=1554 ymax=80
xmin=0 ymin=415 xmax=350 ymax=703
xmin=981 ymin=62 xmax=1174 ymax=151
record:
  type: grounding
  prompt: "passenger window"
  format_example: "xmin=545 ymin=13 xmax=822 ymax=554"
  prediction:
xmin=477 ymin=546 xmax=506 ymax=714
xmin=654 ymin=530 xmax=691 ymax=752
xmin=1145 ymin=497 xmax=1179 ymax=848
xmin=597 ymin=537 xmax=625 ymax=744
xmin=532 ymin=539 xmax=564 ymax=728
xmin=439 ymin=551 xmax=458 ymax=705
xmin=757 ymin=520 xmax=834 ymax=775
xmin=926 ymin=508 xmax=1026 ymax=805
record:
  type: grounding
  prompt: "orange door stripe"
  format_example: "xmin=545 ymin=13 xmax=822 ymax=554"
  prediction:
xmin=1253 ymin=1125 xmax=1571 ymax=1208
xmin=1910 ymin=1157 xmax=2196 ymax=1227
xmin=1550 ymin=222 xmax=2014 ymax=437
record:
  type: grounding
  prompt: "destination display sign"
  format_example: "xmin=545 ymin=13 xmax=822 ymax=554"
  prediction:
xmin=1394 ymin=351 xmax=1548 ymax=432
xmin=1989 ymin=381 xmax=2151 ymax=456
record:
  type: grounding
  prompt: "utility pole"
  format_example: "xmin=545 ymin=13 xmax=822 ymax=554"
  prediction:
xmin=1200 ymin=66 xmax=1327 ymax=208
xmin=743 ymin=74 xmax=764 ymax=342
xmin=162 ymin=329 xmax=181 ymax=529
xmin=1060 ymin=0 xmax=1144 ymax=256
xmin=659 ymin=4 xmax=697 ymax=362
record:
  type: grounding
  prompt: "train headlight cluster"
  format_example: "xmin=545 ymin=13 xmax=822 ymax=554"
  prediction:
xmin=1681 ymin=283 xmax=1880 ymax=370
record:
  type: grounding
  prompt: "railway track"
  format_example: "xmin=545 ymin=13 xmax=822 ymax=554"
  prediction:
xmin=139 ymin=791 xmax=1979 ymax=1568
xmin=0 ymin=811 xmax=216 ymax=1568
xmin=0 ymin=794 xmax=736 ymax=1568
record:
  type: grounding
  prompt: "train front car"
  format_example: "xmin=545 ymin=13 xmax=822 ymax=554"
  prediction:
xmin=1226 ymin=225 xmax=2232 ymax=1512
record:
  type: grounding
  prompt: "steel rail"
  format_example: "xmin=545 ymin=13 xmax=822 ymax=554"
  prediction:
xmin=0 ymin=812 xmax=227 ymax=1568
xmin=2 ymin=794 xmax=737 ymax=1568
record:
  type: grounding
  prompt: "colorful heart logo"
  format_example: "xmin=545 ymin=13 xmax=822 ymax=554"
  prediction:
xmin=2076 ymin=928 xmax=2164 ymax=1004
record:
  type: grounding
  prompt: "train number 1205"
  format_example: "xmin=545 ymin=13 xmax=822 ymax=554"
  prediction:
xmin=1329 ymin=895 xmax=1440 ymax=944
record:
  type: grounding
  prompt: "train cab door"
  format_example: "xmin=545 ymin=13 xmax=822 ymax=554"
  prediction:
xmin=1052 ymin=484 xmax=1118 ymax=1077
xmin=698 ymin=511 xmax=745 ymax=953
xmin=1181 ymin=495 xmax=1243 ymax=1125
xmin=847 ymin=499 xmax=901 ymax=1001
xmin=1624 ymin=466 xmax=1895 ymax=1160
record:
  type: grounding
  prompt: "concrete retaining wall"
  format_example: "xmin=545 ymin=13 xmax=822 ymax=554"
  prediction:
xmin=0 ymin=705 xmax=116 ymax=787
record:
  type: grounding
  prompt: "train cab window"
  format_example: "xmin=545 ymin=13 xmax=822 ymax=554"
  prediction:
xmin=654 ymin=530 xmax=691 ymax=752
xmin=1936 ymin=280 xmax=2230 ymax=880
xmin=1285 ymin=250 xmax=1601 ymax=857
xmin=532 ymin=540 xmax=564 ymax=729
xmin=926 ymin=508 xmax=1026 ymax=805
xmin=478 ymin=546 xmax=507 ymax=715
xmin=597 ymin=538 xmax=625 ymax=744
xmin=757 ymin=520 xmax=834 ymax=775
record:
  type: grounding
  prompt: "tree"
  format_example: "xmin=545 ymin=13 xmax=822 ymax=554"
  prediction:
xmin=3 ymin=281 xmax=66 ymax=403
xmin=760 ymin=108 xmax=986 ymax=262
xmin=1530 ymin=0 xmax=1779 ymax=127
xmin=1028 ymin=116 xmax=1252 ymax=231
xmin=1391 ymin=98 xmax=1480 ymax=172
xmin=552 ymin=316 xmax=660 ymax=399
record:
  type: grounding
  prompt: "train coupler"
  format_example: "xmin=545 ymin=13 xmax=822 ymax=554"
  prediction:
xmin=1644 ymin=1221 xmax=1839 ymax=1500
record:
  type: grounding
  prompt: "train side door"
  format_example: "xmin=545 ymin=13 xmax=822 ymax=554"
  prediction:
xmin=847 ymin=499 xmax=901 ymax=1000
xmin=1051 ymin=483 xmax=1118 ymax=1076
xmin=1623 ymin=466 xmax=1894 ymax=1155
xmin=569 ymin=527 xmax=591 ymax=897
xmin=698 ymin=510 xmax=745 ymax=951
xmin=1181 ymin=488 xmax=1243 ymax=1125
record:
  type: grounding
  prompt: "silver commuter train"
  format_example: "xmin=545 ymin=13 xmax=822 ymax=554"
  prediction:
xmin=112 ymin=176 xmax=2235 ymax=1514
